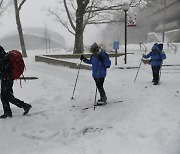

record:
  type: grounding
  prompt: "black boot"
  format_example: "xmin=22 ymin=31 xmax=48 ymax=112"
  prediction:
xmin=0 ymin=113 xmax=12 ymax=119
xmin=97 ymin=96 xmax=107 ymax=105
xmin=153 ymin=81 xmax=158 ymax=85
xmin=96 ymin=101 xmax=107 ymax=106
xmin=23 ymin=104 xmax=32 ymax=115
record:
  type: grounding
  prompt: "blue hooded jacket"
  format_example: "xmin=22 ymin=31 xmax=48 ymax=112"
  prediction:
xmin=143 ymin=44 xmax=166 ymax=66
xmin=84 ymin=49 xmax=111 ymax=78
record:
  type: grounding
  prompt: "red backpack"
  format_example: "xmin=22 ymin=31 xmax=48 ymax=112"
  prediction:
xmin=8 ymin=50 xmax=25 ymax=80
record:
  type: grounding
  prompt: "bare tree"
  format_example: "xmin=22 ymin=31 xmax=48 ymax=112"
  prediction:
xmin=13 ymin=0 xmax=27 ymax=57
xmin=48 ymin=0 xmax=126 ymax=54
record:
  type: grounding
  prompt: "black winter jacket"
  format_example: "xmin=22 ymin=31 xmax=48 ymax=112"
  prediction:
xmin=0 ymin=53 xmax=13 ymax=81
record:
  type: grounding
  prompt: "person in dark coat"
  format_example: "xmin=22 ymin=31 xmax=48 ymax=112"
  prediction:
xmin=142 ymin=43 xmax=166 ymax=85
xmin=80 ymin=43 xmax=111 ymax=104
xmin=0 ymin=46 xmax=32 ymax=119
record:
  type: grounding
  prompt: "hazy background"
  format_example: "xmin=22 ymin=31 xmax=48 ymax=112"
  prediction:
xmin=0 ymin=0 xmax=103 ymax=47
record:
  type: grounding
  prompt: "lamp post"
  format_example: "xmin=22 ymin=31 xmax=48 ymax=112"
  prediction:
xmin=122 ymin=2 xmax=130 ymax=64
xmin=162 ymin=0 xmax=166 ymax=43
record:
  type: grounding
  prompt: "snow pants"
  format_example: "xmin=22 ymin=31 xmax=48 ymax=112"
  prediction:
xmin=94 ymin=77 xmax=107 ymax=101
xmin=151 ymin=65 xmax=161 ymax=83
xmin=1 ymin=79 xmax=28 ymax=115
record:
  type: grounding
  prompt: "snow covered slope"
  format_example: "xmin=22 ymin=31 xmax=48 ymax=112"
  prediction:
xmin=0 ymin=44 xmax=180 ymax=154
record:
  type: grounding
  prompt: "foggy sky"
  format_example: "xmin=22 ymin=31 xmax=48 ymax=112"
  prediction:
xmin=0 ymin=0 xmax=103 ymax=47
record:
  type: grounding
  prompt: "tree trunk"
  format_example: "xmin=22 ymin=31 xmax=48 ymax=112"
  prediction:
xmin=74 ymin=16 xmax=84 ymax=54
xmin=14 ymin=0 xmax=27 ymax=57
xmin=73 ymin=0 xmax=88 ymax=54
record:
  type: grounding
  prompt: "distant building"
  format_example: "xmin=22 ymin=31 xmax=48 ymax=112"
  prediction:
xmin=0 ymin=27 xmax=66 ymax=50
xmin=135 ymin=0 xmax=180 ymax=43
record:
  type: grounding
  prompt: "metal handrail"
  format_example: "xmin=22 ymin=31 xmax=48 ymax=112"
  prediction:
xmin=167 ymin=41 xmax=177 ymax=54
xmin=140 ymin=42 xmax=147 ymax=54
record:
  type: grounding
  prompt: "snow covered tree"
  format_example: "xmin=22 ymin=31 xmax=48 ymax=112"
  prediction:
xmin=13 ymin=0 xmax=27 ymax=57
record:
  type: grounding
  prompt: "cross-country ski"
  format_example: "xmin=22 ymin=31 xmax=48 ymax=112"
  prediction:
xmin=82 ymin=100 xmax=124 ymax=110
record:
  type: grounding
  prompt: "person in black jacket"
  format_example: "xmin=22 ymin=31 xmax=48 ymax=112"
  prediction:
xmin=0 ymin=46 xmax=32 ymax=119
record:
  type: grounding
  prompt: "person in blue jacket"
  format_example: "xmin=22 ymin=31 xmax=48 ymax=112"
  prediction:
xmin=80 ymin=43 xmax=111 ymax=104
xmin=142 ymin=43 xmax=166 ymax=85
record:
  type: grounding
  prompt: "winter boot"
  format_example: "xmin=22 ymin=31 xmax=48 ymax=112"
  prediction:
xmin=23 ymin=104 xmax=32 ymax=115
xmin=96 ymin=101 xmax=107 ymax=106
xmin=0 ymin=113 xmax=12 ymax=119
xmin=97 ymin=96 xmax=107 ymax=105
xmin=101 ymin=96 xmax=107 ymax=102
xmin=153 ymin=81 xmax=158 ymax=85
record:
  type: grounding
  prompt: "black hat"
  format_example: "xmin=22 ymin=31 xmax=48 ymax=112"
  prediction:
xmin=0 ymin=46 xmax=6 ymax=58
xmin=0 ymin=46 xmax=5 ymax=52
xmin=90 ymin=43 xmax=100 ymax=53
xmin=158 ymin=43 xmax=163 ymax=51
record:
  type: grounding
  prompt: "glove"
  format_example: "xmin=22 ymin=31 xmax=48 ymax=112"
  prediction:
xmin=98 ymin=54 xmax=104 ymax=62
xmin=142 ymin=54 xmax=145 ymax=58
xmin=80 ymin=55 xmax=87 ymax=62
xmin=80 ymin=55 xmax=85 ymax=61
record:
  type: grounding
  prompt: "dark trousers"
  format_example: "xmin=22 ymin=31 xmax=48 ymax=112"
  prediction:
xmin=94 ymin=77 xmax=106 ymax=99
xmin=1 ymin=79 xmax=26 ymax=115
xmin=151 ymin=66 xmax=161 ymax=82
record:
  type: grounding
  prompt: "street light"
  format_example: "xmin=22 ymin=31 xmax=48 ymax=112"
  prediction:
xmin=122 ymin=2 xmax=130 ymax=64
xmin=162 ymin=0 xmax=166 ymax=43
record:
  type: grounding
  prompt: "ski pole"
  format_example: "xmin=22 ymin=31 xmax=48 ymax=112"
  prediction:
xmin=158 ymin=65 xmax=162 ymax=85
xmin=134 ymin=59 xmax=143 ymax=83
xmin=71 ymin=60 xmax=82 ymax=99
xmin=94 ymin=62 xmax=101 ymax=110
xmin=94 ymin=85 xmax=98 ymax=110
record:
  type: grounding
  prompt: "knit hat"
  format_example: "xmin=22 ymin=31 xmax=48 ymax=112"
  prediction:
xmin=90 ymin=43 xmax=100 ymax=53
xmin=152 ymin=44 xmax=159 ymax=51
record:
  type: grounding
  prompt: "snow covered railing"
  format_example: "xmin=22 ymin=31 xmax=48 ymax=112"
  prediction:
xmin=167 ymin=42 xmax=177 ymax=54
xmin=139 ymin=42 xmax=147 ymax=54
xmin=35 ymin=55 xmax=92 ymax=70
xmin=45 ymin=53 xmax=125 ymax=59
xmin=35 ymin=53 xmax=127 ymax=70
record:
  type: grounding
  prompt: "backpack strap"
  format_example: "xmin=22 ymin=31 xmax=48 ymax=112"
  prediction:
xmin=20 ymin=73 xmax=26 ymax=88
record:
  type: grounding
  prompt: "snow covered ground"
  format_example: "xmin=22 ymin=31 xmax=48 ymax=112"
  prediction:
xmin=0 ymin=43 xmax=180 ymax=154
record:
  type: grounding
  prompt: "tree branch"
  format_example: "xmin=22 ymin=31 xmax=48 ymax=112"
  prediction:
xmin=86 ymin=4 xmax=123 ymax=13
xmin=63 ymin=0 xmax=76 ymax=31
xmin=47 ymin=8 xmax=75 ymax=35
xmin=0 ymin=0 xmax=4 ymax=7
xmin=0 ymin=0 xmax=12 ymax=15
xmin=19 ymin=0 xmax=26 ymax=11
xmin=87 ymin=19 xmax=124 ymax=25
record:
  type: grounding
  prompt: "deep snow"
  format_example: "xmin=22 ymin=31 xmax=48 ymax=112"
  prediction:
xmin=0 ymin=43 xmax=180 ymax=154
